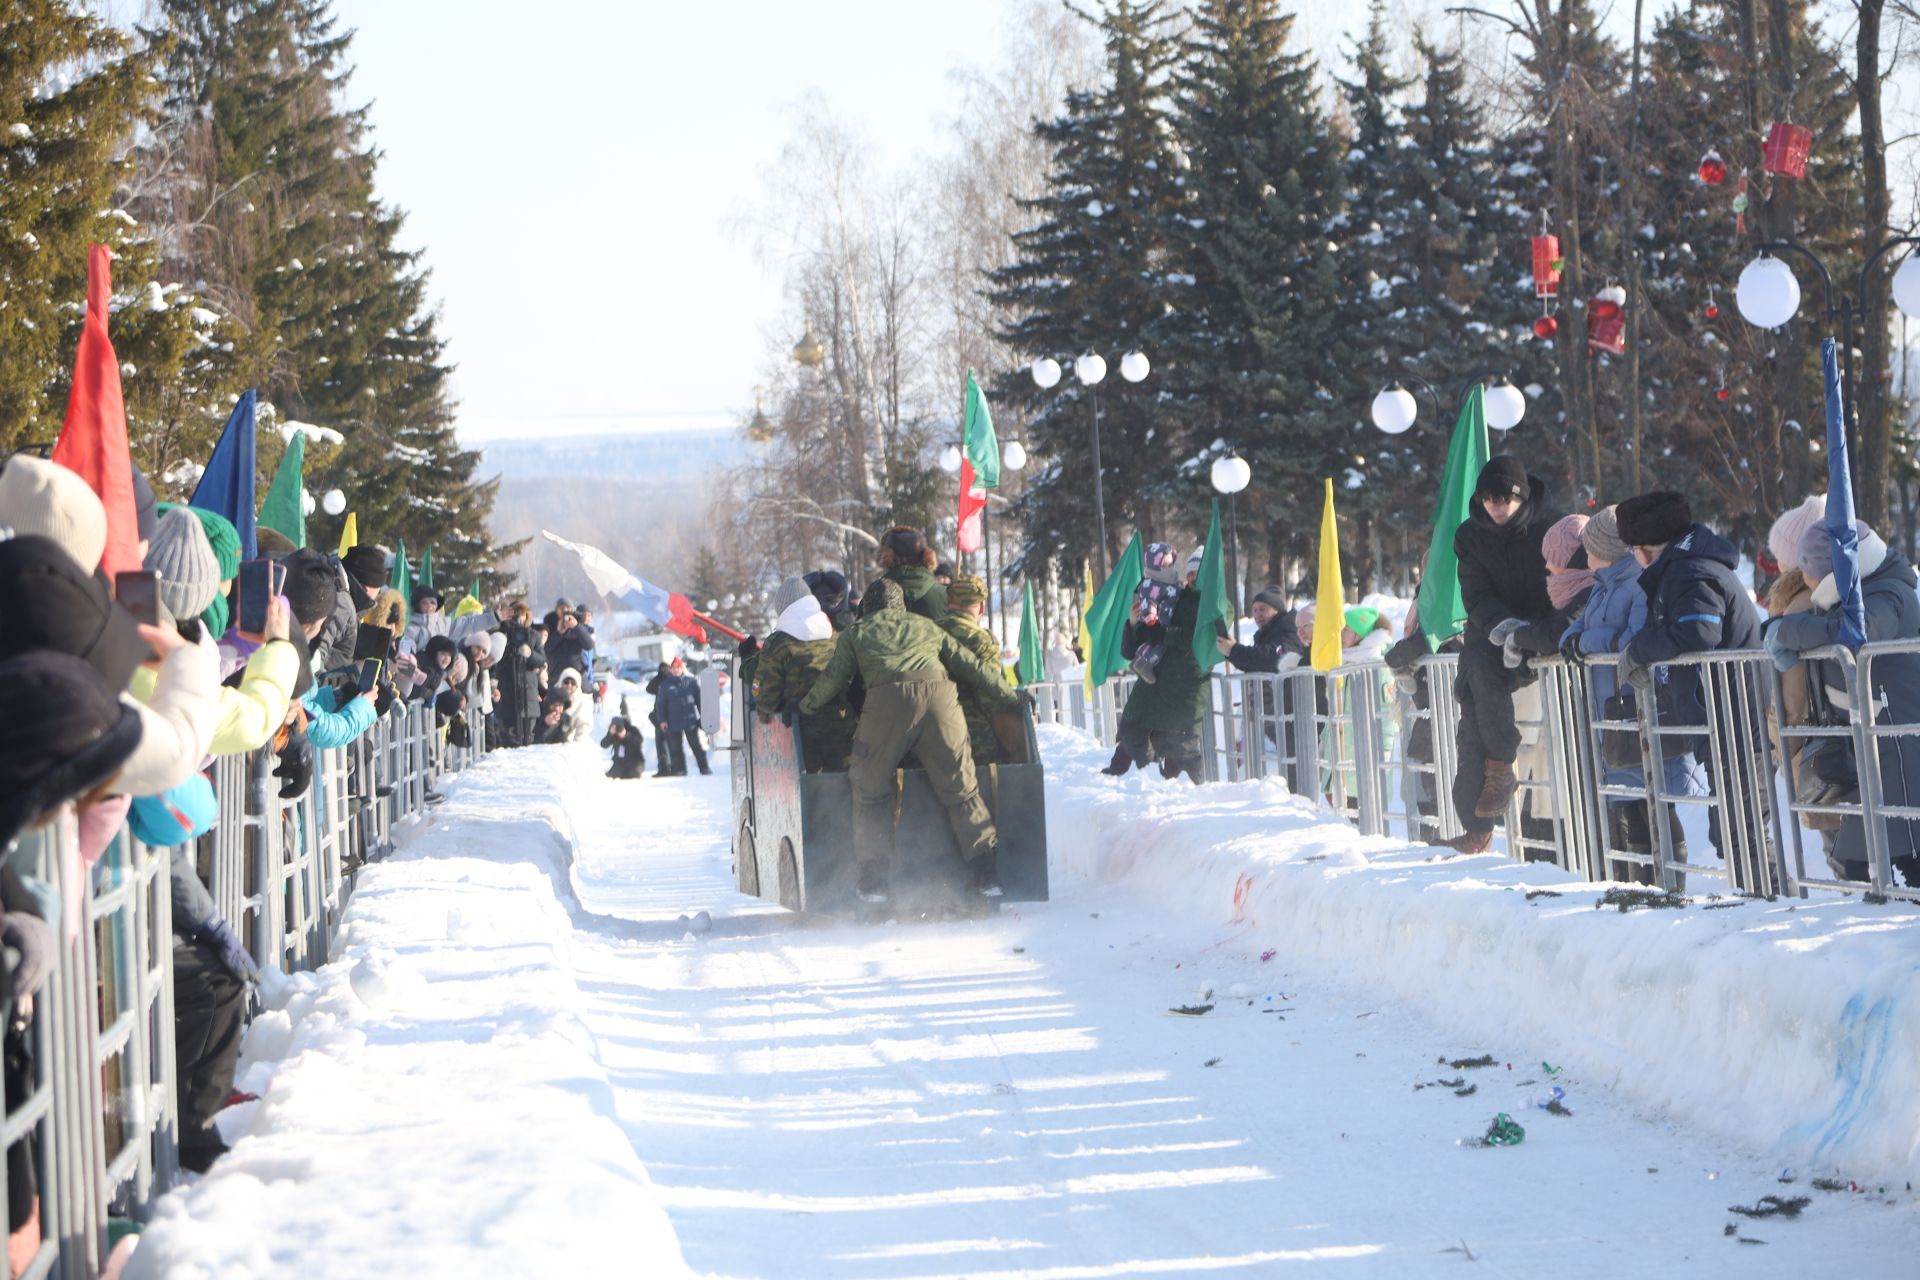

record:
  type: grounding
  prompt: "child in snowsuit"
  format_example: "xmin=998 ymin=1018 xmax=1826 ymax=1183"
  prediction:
xmin=1129 ymin=542 xmax=1183 ymax=684
xmin=601 ymin=700 xmax=647 ymax=779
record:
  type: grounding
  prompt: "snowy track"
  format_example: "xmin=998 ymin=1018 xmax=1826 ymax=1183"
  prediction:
xmin=129 ymin=739 xmax=1920 ymax=1277
xmin=562 ymin=748 xmax=1920 ymax=1278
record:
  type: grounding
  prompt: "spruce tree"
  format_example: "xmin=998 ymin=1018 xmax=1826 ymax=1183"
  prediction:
xmin=1159 ymin=0 xmax=1345 ymax=586
xmin=0 ymin=2 xmax=223 ymax=457
xmin=989 ymin=0 xmax=1184 ymax=576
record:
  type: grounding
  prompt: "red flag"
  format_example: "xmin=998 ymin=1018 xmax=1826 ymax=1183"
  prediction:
xmin=666 ymin=593 xmax=710 ymax=645
xmin=957 ymin=456 xmax=987 ymax=553
xmin=51 ymin=245 xmax=139 ymax=577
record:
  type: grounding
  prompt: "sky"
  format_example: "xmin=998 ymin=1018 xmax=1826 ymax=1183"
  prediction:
xmin=320 ymin=1 xmax=1913 ymax=447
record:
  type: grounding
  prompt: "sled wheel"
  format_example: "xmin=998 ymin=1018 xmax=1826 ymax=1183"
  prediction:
xmin=737 ymin=823 xmax=760 ymax=897
xmin=777 ymin=836 xmax=801 ymax=912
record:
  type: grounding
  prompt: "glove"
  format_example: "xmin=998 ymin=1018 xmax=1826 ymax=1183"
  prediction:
xmin=273 ymin=727 xmax=314 ymax=799
xmin=194 ymin=917 xmax=260 ymax=982
xmin=1487 ymin=617 xmax=1526 ymax=646
xmin=1616 ymin=647 xmax=1653 ymax=693
xmin=1763 ymin=620 xmax=1802 ymax=673
xmin=1557 ymin=630 xmax=1585 ymax=665
xmin=1275 ymin=652 xmax=1303 ymax=673
xmin=1501 ymin=626 xmax=1529 ymax=670
xmin=1392 ymin=669 xmax=1418 ymax=697
xmin=1 ymin=912 xmax=55 ymax=1000
xmin=738 ymin=634 xmax=760 ymax=660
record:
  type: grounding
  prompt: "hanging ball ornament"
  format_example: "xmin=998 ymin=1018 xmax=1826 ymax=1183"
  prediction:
xmin=1533 ymin=314 xmax=1559 ymax=340
xmin=1705 ymin=302 xmax=1720 ymax=320
xmin=1698 ymin=149 xmax=1728 ymax=186
xmin=1717 ymin=387 xmax=1731 ymax=402
xmin=321 ymin=488 xmax=346 ymax=516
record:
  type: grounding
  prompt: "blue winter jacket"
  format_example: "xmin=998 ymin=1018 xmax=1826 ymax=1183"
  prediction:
xmin=652 ymin=673 xmax=702 ymax=734
xmin=1625 ymin=524 xmax=1762 ymax=743
xmin=1564 ymin=557 xmax=1648 ymax=704
xmin=302 ymin=682 xmax=379 ymax=749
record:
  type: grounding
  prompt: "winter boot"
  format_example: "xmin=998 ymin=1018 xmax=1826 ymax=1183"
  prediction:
xmin=1101 ymin=744 xmax=1134 ymax=776
xmin=1438 ymin=829 xmax=1492 ymax=856
xmin=968 ymin=849 xmax=1004 ymax=900
xmin=856 ymin=862 xmax=890 ymax=906
xmin=1473 ymin=760 xmax=1517 ymax=819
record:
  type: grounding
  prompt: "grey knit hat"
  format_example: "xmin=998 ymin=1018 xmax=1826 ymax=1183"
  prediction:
xmin=144 ymin=507 xmax=221 ymax=620
xmin=1798 ymin=519 xmax=1872 ymax=583
xmin=0 ymin=455 xmax=107 ymax=573
xmin=1582 ymin=506 xmax=1629 ymax=566
xmin=773 ymin=575 xmax=811 ymax=612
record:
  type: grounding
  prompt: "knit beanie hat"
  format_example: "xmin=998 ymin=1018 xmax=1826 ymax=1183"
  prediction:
xmin=1615 ymin=491 xmax=1693 ymax=549
xmin=0 ymin=455 xmax=108 ymax=573
xmin=0 ymin=651 xmax=144 ymax=851
xmin=129 ymin=463 xmax=157 ymax=543
xmin=1582 ymin=506 xmax=1629 ymax=566
xmin=1475 ymin=456 xmax=1528 ymax=501
xmin=1769 ymin=495 xmax=1827 ymax=574
xmin=0 ymin=534 xmax=148 ymax=689
xmin=1798 ymin=519 xmax=1872 ymax=583
xmin=805 ymin=570 xmax=852 ymax=616
xmin=1541 ymin=514 xmax=1590 ymax=572
xmin=946 ymin=573 xmax=987 ymax=611
xmin=145 ymin=508 xmax=221 ymax=622
xmin=167 ymin=504 xmax=241 ymax=580
xmin=411 ymin=583 xmax=444 ymax=611
xmin=773 ymin=576 xmax=811 ymax=612
xmin=1251 ymin=586 xmax=1288 ymax=613
xmin=1343 ymin=606 xmax=1382 ymax=637
xmin=281 ymin=548 xmax=340 ymax=625
xmin=342 ymin=544 xmax=390 ymax=593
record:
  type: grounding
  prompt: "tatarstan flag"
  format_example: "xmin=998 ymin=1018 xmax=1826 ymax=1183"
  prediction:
xmin=957 ymin=370 xmax=998 ymax=554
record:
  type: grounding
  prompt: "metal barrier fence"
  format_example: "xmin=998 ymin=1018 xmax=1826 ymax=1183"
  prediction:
xmin=0 ymin=693 xmax=493 ymax=1278
xmin=1028 ymin=642 xmax=1920 ymax=904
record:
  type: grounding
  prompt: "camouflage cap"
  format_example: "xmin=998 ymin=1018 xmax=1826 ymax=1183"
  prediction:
xmin=861 ymin=578 xmax=905 ymax=616
xmin=946 ymin=573 xmax=987 ymax=610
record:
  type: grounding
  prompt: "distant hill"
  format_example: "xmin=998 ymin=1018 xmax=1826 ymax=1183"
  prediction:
xmin=479 ymin=427 xmax=748 ymax=488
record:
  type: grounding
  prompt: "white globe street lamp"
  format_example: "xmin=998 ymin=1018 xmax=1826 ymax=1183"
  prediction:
xmin=1001 ymin=440 xmax=1028 ymax=472
xmin=1484 ymin=380 xmax=1527 ymax=432
xmin=1073 ymin=353 xmax=1107 ymax=386
xmin=1736 ymin=255 xmax=1802 ymax=329
xmin=1209 ymin=454 xmax=1251 ymax=494
xmin=1030 ymin=357 xmax=1062 ymax=390
xmin=321 ymin=488 xmax=346 ymax=516
xmin=301 ymin=489 xmax=316 ymax=516
xmin=938 ymin=444 xmax=963 ymax=474
xmin=1370 ymin=385 xmax=1418 ymax=435
xmin=1119 ymin=351 xmax=1151 ymax=383
xmin=1893 ymin=256 xmax=1920 ymax=320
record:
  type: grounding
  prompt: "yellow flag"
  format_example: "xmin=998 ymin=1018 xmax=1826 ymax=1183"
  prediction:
xmin=1311 ymin=479 xmax=1344 ymax=673
xmin=337 ymin=512 xmax=358 ymax=558
xmin=1079 ymin=563 xmax=1097 ymax=697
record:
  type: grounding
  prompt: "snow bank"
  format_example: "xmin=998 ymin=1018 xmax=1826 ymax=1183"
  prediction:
xmin=126 ymin=745 xmax=691 ymax=1279
xmin=1039 ymin=724 xmax=1920 ymax=1184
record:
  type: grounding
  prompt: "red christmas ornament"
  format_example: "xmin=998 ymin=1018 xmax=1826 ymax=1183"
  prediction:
xmin=1764 ymin=122 xmax=1812 ymax=180
xmin=1533 ymin=314 xmax=1559 ymax=340
xmin=1716 ymin=387 xmax=1730 ymax=402
xmin=1705 ymin=303 xmax=1720 ymax=319
xmin=1588 ymin=285 xmax=1627 ymax=355
xmin=1698 ymin=150 xmax=1728 ymax=186
xmin=1589 ymin=284 xmax=1626 ymax=322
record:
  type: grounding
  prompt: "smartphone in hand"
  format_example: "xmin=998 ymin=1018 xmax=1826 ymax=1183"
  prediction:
xmin=115 ymin=570 xmax=161 ymax=627
xmin=357 ymin=657 xmax=384 ymax=693
xmin=237 ymin=559 xmax=273 ymax=634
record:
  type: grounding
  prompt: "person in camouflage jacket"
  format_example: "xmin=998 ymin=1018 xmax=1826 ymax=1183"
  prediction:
xmin=801 ymin=579 xmax=1021 ymax=902
xmin=752 ymin=577 xmax=854 ymax=771
xmin=937 ymin=573 xmax=1013 ymax=765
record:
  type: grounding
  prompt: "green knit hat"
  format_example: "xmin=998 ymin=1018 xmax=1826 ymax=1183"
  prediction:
xmin=1343 ymin=606 xmax=1382 ymax=637
xmin=164 ymin=503 xmax=242 ymax=580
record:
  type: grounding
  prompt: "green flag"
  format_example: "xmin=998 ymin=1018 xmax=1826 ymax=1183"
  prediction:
xmin=962 ymin=370 xmax=1000 ymax=489
xmin=419 ymin=544 xmax=435 ymax=589
xmin=390 ymin=536 xmax=411 ymax=602
xmin=1415 ymin=384 xmax=1491 ymax=648
xmin=1085 ymin=533 xmax=1145 ymax=689
xmin=471 ymin=577 xmax=479 ymax=601
xmin=257 ymin=430 xmax=307 ymax=549
xmin=1017 ymin=581 xmax=1045 ymax=686
xmin=1192 ymin=499 xmax=1232 ymax=671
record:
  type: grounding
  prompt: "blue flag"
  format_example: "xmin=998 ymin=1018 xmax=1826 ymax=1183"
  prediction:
xmin=190 ymin=390 xmax=259 ymax=560
xmin=1821 ymin=340 xmax=1866 ymax=651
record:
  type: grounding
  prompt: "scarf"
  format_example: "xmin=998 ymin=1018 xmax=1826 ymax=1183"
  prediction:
xmin=1547 ymin=566 xmax=1596 ymax=612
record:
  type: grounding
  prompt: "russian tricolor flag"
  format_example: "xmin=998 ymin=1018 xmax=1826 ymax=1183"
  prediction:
xmin=540 ymin=530 xmax=710 ymax=643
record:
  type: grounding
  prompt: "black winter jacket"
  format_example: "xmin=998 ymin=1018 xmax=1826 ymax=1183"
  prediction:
xmin=1625 ymin=524 xmax=1760 ymax=729
xmin=1226 ymin=610 xmax=1306 ymax=673
xmin=1453 ymin=475 xmax=1562 ymax=647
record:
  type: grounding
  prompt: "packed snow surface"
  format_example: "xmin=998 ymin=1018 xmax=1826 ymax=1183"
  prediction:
xmin=130 ymin=730 xmax=1920 ymax=1277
